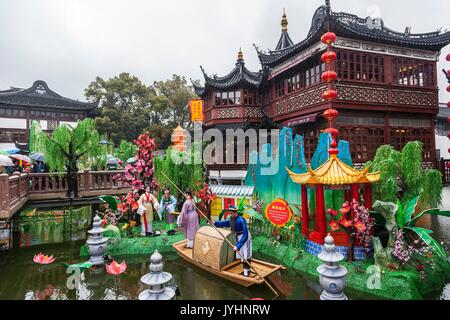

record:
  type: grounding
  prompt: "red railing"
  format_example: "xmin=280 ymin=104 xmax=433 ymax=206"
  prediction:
xmin=0 ymin=170 xmax=130 ymax=219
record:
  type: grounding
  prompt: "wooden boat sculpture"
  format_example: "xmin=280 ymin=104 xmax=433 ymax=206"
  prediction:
xmin=173 ymin=226 xmax=284 ymax=287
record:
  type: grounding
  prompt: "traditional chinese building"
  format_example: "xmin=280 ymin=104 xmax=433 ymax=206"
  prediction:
xmin=193 ymin=1 xmax=450 ymax=181
xmin=0 ymin=80 xmax=98 ymax=150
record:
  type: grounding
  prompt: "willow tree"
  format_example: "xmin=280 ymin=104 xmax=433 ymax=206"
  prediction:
xmin=366 ymin=141 xmax=443 ymax=208
xmin=35 ymin=119 xmax=101 ymax=198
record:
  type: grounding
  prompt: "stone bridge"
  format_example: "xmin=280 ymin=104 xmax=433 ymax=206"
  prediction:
xmin=0 ymin=170 xmax=131 ymax=220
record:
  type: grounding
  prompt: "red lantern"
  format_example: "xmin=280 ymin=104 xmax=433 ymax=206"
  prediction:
xmin=447 ymin=85 xmax=450 ymax=93
xmin=324 ymin=127 xmax=339 ymax=137
xmin=448 ymin=132 xmax=450 ymax=139
xmin=330 ymin=140 xmax=338 ymax=148
xmin=323 ymin=108 xmax=339 ymax=121
xmin=321 ymin=32 xmax=337 ymax=45
xmin=328 ymin=148 xmax=339 ymax=155
xmin=448 ymin=116 xmax=450 ymax=124
xmin=322 ymin=71 xmax=337 ymax=82
xmin=448 ymin=148 xmax=450 ymax=154
xmin=447 ymin=162 xmax=450 ymax=169
xmin=448 ymin=101 xmax=450 ymax=108
xmin=321 ymin=51 xmax=337 ymax=64
xmin=322 ymin=89 xmax=338 ymax=101
xmin=447 ymin=54 xmax=450 ymax=61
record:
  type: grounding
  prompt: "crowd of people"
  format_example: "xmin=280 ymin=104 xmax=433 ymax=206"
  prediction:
xmin=0 ymin=158 xmax=48 ymax=175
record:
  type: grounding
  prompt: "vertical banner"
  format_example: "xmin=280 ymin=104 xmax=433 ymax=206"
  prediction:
xmin=189 ymin=99 xmax=204 ymax=122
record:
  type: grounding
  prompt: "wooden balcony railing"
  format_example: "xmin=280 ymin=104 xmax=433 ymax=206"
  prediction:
xmin=0 ymin=170 xmax=131 ymax=219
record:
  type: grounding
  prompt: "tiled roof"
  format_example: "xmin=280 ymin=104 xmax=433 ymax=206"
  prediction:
xmin=256 ymin=3 xmax=450 ymax=68
xmin=0 ymin=80 xmax=98 ymax=110
xmin=210 ymin=185 xmax=255 ymax=197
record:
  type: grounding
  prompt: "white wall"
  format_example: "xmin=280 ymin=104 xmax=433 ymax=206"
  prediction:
xmin=59 ymin=121 xmax=78 ymax=128
xmin=436 ymin=134 xmax=450 ymax=159
xmin=0 ymin=117 xmax=27 ymax=129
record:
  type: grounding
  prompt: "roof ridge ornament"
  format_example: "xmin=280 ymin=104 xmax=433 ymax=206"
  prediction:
xmin=281 ymin=8 xmax=288 ymax=32
xmin=237 ymin=48 xmax=244 ymax=63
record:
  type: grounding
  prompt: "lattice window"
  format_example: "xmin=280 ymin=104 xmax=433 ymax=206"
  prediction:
xmin=339 ymin=127 xmax=385 ymax=162
xmin=390 ymin=127 xmax=434 ymax=161
xmin=214 ymin=90 xmax=241 ymax=106
xmin=337 ymin=50 xmax=385 ymax=83
xmin=392 ymin=58 xmax=435 ymax=88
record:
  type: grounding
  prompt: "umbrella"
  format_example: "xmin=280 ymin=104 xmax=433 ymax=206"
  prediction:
xmin=99 ymin=140 xmax=110 ymax=145
xmin=0 ymin=155 xmax=14 ymax=167
xmin=0 ymin=150 xmax=8 ymax=155
xmin=30 ymin=152 xmax=45 ymax=162
xmin=10 ymin=154 xmax=32 ymax=163
xmin=107 ymin=157 xmax=118 ymax=165
xmin=127 ymin=157 xmax=137 ymax=164
xmin=4 ymin=148 xmax=20 ymax=155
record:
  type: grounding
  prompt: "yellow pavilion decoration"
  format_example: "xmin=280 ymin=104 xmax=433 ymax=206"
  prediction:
xmin=171 ymin=125 xmax=187 ymax=152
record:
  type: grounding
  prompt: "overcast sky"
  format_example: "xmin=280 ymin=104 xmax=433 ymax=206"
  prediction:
xmin=0 ymin=0 xmax=449 ymax=102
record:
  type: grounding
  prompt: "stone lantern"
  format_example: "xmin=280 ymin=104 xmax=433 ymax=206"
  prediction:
xmin=138 ymin=250 xmax=176 ymax=300
xmin=86 ymin=215 xmax=108 ymax=266
xmin=317 ymin=233 xmax=348 ymax=300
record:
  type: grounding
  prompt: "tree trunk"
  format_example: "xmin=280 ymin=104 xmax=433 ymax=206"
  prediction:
xmin=66 ymin=146 xmax=79 ymax=198
xmin=347 ymin=236 xmax=355 ymax=262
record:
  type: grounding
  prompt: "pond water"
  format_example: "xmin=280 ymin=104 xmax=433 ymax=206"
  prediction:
xmin=1 ymin=191 xmax=450 ymax=301
xmin=0 ymin=241 xmax=325 ymax=300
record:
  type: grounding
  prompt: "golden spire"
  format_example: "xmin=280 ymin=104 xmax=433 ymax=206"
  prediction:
xmin=237 ymin=48 xmax=244 ymax=62
xmin=281 ymin=8 xmax=288 ymax=32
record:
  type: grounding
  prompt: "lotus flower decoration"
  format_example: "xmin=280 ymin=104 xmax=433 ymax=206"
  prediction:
xmin=33 ymin=253 xmax=56 ymax=265
xmin=106 ymin=260 xmax=127 ymax=275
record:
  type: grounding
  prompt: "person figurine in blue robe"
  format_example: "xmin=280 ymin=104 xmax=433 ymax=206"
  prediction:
xmin=213 ymin=206 xmax=253 ymax=277
xmin=159 ymin=186 xmax=177 ymax=235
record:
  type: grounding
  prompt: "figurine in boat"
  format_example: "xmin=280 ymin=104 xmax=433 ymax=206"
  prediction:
xmin=159 ymin=186 xmax=178 ymax=235
xmin=137 ymin=185 xmax=160 ymax=236
xmin=213 ymin=206 xmax=253 ymax=277
xmin=178 ymin=188 xmax=199 ymax=248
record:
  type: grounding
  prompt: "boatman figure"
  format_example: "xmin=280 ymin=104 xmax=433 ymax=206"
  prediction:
xmin=213 ymin=206 xmax=253 ymax=277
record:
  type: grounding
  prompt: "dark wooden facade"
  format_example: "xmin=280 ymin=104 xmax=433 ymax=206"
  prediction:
xmin=0 ymin=80 xmax=98 ymax=146
xmin=194 ymin=1 xmax=450 ymax=170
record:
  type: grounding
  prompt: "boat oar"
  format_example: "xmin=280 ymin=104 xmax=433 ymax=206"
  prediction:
xmin=159 ymin=170 xmax=280 ymax=298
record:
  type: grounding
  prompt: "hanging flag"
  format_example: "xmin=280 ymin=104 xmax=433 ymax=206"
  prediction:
xmin=189 ymin=99 xmax=204 ymax=122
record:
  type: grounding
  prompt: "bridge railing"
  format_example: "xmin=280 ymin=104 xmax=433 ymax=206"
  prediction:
xmin=0 ymin=170 xmax=131 ymax=219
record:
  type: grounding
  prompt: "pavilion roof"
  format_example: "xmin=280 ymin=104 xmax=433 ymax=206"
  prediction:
xmin=256 ymin=2 xmax=450 ymax=68
xmin=0 ymin=80 xmax=98 ymax=110
xmin=287 ymin=154 xmax=380 ymax=185
xmin=193 ymin=50 xmax=262 ymax=97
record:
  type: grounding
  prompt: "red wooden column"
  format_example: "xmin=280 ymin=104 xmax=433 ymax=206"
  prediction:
xmin=351 ymin=184 xmax=359 ymax=202
xmin=316 ymin=185 xmax=326 ymax=237
xmin=363 ymin=184 xmax=373 ymax=209
xmin=301 ymin=185 xmax=309 ymax=236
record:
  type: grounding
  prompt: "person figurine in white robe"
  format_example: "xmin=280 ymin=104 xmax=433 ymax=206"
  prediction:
xmin=137 ymin=186 xmax=159 ymax=236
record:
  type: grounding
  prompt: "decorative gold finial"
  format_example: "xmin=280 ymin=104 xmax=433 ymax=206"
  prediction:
xmin=237 ymin=48 xmax=244 ymax=62
xmin=281 ymin=8 xmax=288 ymax=32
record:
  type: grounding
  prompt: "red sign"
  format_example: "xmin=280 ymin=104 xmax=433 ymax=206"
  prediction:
xmin=265 ymin=198 xmax=293 ymax=227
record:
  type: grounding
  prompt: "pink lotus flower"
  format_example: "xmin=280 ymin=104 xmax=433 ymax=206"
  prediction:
xmin=33 ymin=253 xmax=56 ymax=265
xmin=106 ymin=260 xmax=127 ymax=275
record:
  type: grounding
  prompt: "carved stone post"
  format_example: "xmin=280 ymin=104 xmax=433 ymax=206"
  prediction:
xmin=317 ymin=234 xmax=348 ymax=300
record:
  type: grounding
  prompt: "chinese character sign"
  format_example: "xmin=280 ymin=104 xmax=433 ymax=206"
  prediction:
xmin=265 ymin=198 xmax=293 ymax=227
xmin=190 ymin=99 xmax=204 ymax=122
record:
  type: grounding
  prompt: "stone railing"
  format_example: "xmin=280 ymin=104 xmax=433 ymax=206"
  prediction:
xmin=0 ymin=170 xmax=131 ymax=219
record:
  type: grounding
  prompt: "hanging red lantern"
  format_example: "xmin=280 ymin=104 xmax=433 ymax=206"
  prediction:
xmin=322 ymin=89 xmax=338 ymax=101
xmin=448 ymin=116 xmax=450 ymax=124
xmin=447 ymin=85 xmax=450 ymax=93
xmin=324 ymin=127 xmax=339 ymax=137
xmin=321 ymin=32 xmax=337 ymax=45
xmin=447 ymin=53 xmax=450 ymax=61
xmin=447 ymin=101 xmax=450 ymax=108
xmin=330 ymin=140 xmax=338 ymax=148
xmin=323 ymin=108 xmax=339 ymax=121
xmin=321 ymin=51 xmax=337 ymax=64
xmin=322 ymin=71 xmax=337 ymax=82
xmin=328 ymin=147 xmax=339 ymax=155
